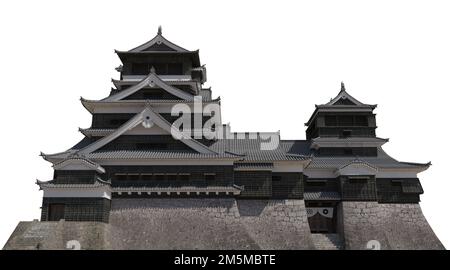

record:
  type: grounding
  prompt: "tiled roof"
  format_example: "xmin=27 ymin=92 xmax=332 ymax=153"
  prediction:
xmin=82 ymin=98 xmax=219 ymax=104
xmin=234 ymin=163 xmax=274 ymax=170
xmin=311 ymin=137 xmax=388 ymax=143
xmin=79 ymin=128 xmax=115 ymax=137
xmin=307 ymin=149 xmax=430 ymax=170
xmin=87 ymin=150 xmax=241 ymax=160
xmin=112 ymin=185 xmax=243 ymax=195
xmin=36 ymin=178 xmax=111 ymax=189
xmin=304 ymin=191 xmax=341 ymax=201
xmin=209 ymin=138 xmax=311 ymax=162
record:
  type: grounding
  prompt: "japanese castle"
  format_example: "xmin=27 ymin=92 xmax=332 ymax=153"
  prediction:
xmin=4 ymin=27 xmax=443 ymax=250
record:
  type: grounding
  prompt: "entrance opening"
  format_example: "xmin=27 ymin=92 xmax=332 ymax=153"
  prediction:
xmin=306 ymin=201 xmax=337 ymax=233
xmin=48 ymin=204 xmax=65 ymax=221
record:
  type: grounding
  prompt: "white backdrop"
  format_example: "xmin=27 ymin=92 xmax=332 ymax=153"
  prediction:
xmin=0 ymin=0 xmax=449 ymax=249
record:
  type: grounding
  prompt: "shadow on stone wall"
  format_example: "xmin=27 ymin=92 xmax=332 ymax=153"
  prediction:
xmin=236 ymin=200 xmax=268 ymax=216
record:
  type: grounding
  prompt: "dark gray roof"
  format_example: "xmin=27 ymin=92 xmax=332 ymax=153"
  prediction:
xmin=304 ymin=191 xmax=341 ymax=201
xmin=305 ymin=83 xmax=377 ymax=126
xmin=36 ymin=177 xmax=110 ymax=189
xmin=44 ymin=138 xmax=311 ymax=163
xmin=234 ymin=163 xmax=274 ymax=170
xmin=279 ymin=140 xmax=312 ymax=154
xmin=307 ymin=149 xmax=429 ymax=170
xmin=112 ymin=185 xmax=243 ymax=194
xmin=44 ymin=136 xmax=429 ymax=170
xmin=209 ymin=138 xmax=310 ymax=161
xmin=87 ymin=150 xmax=241 ymax=160
xmin=79 ymin=128 xmax=115 ymax=137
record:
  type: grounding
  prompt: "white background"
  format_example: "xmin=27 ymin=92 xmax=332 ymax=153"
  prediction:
xmin=0 ymin=0 xmax=449 ymax=249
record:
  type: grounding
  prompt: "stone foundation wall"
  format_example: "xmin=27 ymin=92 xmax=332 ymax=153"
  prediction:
xmin=108 ymin=198 xmax=313 ymax=250
xmin=3 ymin=220 xmax=110 ymax=250
xmin=5 ymin=200 xmax=443 ymax=250
xmin=342 ymin=202 xmax=444 ymax=250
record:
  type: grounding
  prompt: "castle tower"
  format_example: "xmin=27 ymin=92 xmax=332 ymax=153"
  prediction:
xmin=303 ymin=83 xmax=443 ymax=249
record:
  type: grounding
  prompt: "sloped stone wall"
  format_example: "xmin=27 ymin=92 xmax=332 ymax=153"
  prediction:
xmin=108 ymin=198 xmax=313 ymax=250
xmin=3 ymin=220 xmax=110 ymax=250
xmin=342 ymin=202 xmax=444 ymax=250
xmin=6 ymin=200 xmax=442 ymax=250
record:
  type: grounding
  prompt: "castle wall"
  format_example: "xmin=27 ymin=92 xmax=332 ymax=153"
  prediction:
xmin=341 ymin=202 xmax=444 ymax=250
xmin=3 ymin=220 xmax=110 ymax=250
xmin=108 ymin=198 xmax=313 ymax=250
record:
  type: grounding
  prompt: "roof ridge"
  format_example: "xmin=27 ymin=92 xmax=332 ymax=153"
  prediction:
xmin=124 ymin=26 xmax=191 ymax=53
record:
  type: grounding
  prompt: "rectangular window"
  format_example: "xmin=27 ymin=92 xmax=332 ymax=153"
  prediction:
xmin=116 ymin=174 xmax=128 ymax=181
xmin=341 ymin=130 xmax=352 ymax=138
xmin=179 ymin=174 xmax=190 ymax=181
xmin=141 ymin=174 xmax=153 ymax=181
xmin=166 ymin=174 xmax=178 ymax=181
xmin=348 ymin=178 xmax=369 ymax=184
xmin=128 ymin=174 xmax=140 ymax=181
xmin=204 ymin=174 xmax=216 ymax=182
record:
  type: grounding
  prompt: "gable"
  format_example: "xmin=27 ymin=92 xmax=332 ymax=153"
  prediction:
xmin=143 ymin=42 xmax=177 ymax=52
xmin=336 ymin=161 xmax=378 ymax=176
xmin=103 ymin=72 xmax=194 ymax=102
xmin=123 ymin=88 xmax=181 ymax=100
xmin=53 ymin=158 xmax=105 ymax=173
xmin=333 ymin=97 xmax=357 ymax=105
xmin=78 ymin=106 xmax=217 ymax=155
xmin=96 ymin=135 xmax=196 ymax=152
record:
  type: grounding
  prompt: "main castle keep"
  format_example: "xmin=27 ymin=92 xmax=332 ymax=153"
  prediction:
xmin=4 ymin=27 xmax=443 ymax=250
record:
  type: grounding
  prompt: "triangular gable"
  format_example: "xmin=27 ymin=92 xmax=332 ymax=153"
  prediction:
xmin=77 ymin=105 xmax=217 ymax=155
xmin=333 ymin=97 xmax=357 ymax=105
xmin=327 ymin=90 xmax=366 ymax=106
xmin=335 ymin=159 xmax=378 ymax=176
xmin=128 ymin=27 xmax=189 ymax=52
xmin=103 ymin=71 xmax=194 ymax=102
xmin=53 ymin=157 xmax=105 ymax=174
xmin=325 ymin=82 xmax=370 ymax=106
xmin=143 ymin=42 xmax=177 ymax=52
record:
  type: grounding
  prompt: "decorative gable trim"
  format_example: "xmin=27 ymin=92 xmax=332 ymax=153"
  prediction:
xmin=53 ymin=157 xmax=105 ymax=174
xmin=77 ymin=105 xmax=217 ymax=155
xmin=335 ymin=159 xmax=378 ymax=176
xmin=102 ymin=71 xmax=194 ymax=102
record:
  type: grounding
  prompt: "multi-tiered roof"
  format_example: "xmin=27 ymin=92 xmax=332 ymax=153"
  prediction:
xmin=38 ymin=28 xmax=429 ymax=202
xmin=39 ymin=28 xmax=311 ymax=191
